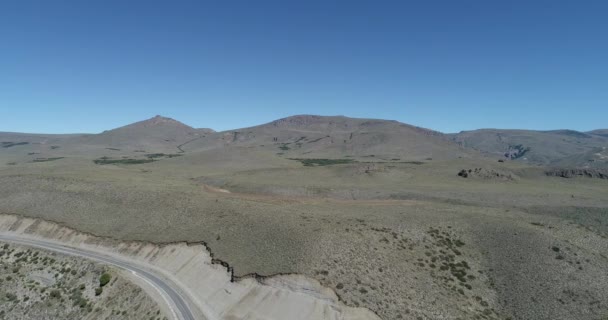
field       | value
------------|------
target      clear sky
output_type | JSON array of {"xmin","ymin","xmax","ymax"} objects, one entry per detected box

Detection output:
[{"xmin": 1, "ymin": 1, "xmax": 607, "ymax": 134}]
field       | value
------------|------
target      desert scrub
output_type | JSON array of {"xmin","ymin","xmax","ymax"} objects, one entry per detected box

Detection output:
[
  {"xmin": 145, "ymin": 153, "xmax": 183, "ymax": 159},
  {"xmin": 0, "ymin": 243, "xmax": 165, "ymax": 319},
  {"xmin": 93, "ymin": 157, "xmax": 155, "ymax": 165},
  {"xmin": 32, "ymin": 157, "xmax": 65, "ymax": 163},
  {"xmin": 289, "ymin": 158, "xmax": 356, "ymax": 166},
  {"xmin": 1, "ymin": 142, "xmax": 29, "ymax": 148}
]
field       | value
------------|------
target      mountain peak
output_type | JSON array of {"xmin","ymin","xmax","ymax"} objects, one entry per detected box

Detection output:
[
  {"xmin": 140, "ymin": 115, "xmax": 188, "ymax": 126},
  {"xmin": 115, "ymin": 115, "xmax": 194, "ymax": 131}
]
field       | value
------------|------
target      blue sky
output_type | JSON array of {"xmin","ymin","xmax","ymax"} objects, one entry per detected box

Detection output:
[{"xmin": 1, "ymin": 0, "xmax": 607, "ymax": 133}]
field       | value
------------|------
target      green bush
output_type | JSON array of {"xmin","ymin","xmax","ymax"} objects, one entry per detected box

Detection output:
[
  {"xmin": 95, "ymin": 287, "xmax": 103, "ymax": 296},
  {"xmin": 99, "ymin": 273, "xmax": 111, "ymax": 287}
]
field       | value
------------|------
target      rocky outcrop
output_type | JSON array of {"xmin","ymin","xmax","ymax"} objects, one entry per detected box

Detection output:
[
  {"xmin": 458, "ymin": 168, "xmax": 516, "ymax": 181},
  {"xmin": 545, "ymin": 168, "xmax": 608, "ymax": 179}
]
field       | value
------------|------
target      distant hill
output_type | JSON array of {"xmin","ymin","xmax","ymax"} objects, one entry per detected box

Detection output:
[
  {"xmin": 181, "ymin": 115, "xmax": 472, "ymax": 161},
  {"xmin": 75, "ymin": 115, "xmax": 205, "ymax": 151},
  {"xmin": 0, "ymin": 116, "xmax": 215, "ymax": 159},
  {"xmin": 450, "ymin": 129, "xmax": 608, "ymax": 167},
  {"xmin": 588, "ymin": 129, "xmax": 608, "ymax": 138}
]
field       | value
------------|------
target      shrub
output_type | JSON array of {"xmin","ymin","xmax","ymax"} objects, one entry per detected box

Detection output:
[
  {"xmin": 99, "ymin": 273, "xmax": 111, "ymax": 287},
  {"xmin": 50, "ymin": 290, "xmax": 61, "ymax": 298},
  {"xmin": 95, "ymin": 287, "xmax": 103, "ymax": 296},
  {"xmin": 75, "ymin": 297, "xmax": 88, "ymax": 308},
  {"xmin": 457, "ymin": 170, "xmax": 468, "ymax": 178}
]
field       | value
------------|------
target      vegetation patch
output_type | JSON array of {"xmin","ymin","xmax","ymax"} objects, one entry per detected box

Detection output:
[
  {"xmin": 289, "ymin": 158, "xmax": 356, "ymax": 166},
  {"xmin": 307, "ymin": 136, "xmax": 327, "ymax": 143},
  {"xmin": 145, "ymin": 153, "xmax": 183, "ymax": 159},
  {"xmin": 93, "ymin": 157, "xmax": 155, "ymax": 165},
  {"xmin": 1, "ymin": 142, "xmax": 29, "ymax": 148},
  {"xmin": 388, "ymin": 161, "xmax": 424, "ymax": 165},
  {"xmin": 32, "ymin": 157, "xmax": 65, "ymax": 163}
]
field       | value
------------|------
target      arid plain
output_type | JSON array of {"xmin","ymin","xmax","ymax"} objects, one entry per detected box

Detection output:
[{"xmin": 1, "ymin": 115, "xmax": 607, "ymax": 320}]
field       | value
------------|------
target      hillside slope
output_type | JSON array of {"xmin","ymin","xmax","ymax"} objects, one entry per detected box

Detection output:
[
  {"xmin": 588, "ymin": 129, "xmax": 608, "ymax": 138},
  {"xmin": 451, "ymin": 129, "xmax": 608, "ymax": 166},
  {"xmin": 0, "ymin": 116, "xmax": 215, "ymax": 163},
  {"xmin": 74, "ymin": 115, "xmax": 209, "ymax": 152},
  {"xmin": 182, "ymin": 115, "xmax": 473, "ymax": 161}
]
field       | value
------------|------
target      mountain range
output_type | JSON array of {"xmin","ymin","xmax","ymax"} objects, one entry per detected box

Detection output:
[{"xmin": 1, "ymin": 115, "xmax": 606, "ymax": 168}]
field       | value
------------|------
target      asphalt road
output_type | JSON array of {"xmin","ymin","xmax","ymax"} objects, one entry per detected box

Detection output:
[{"xmin": 0, "ymin": 234, "xmax": 200, "ymax": 320}]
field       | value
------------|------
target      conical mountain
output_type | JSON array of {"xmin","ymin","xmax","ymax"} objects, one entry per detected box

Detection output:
[{"xmin": 80, "ymin": 115, "xmax": 210, "ymax": 152}]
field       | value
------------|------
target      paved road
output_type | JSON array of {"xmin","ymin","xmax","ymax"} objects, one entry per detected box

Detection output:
[{"xmin": 0, "ymin": 234, "xmax": 199, "ymax": 320}]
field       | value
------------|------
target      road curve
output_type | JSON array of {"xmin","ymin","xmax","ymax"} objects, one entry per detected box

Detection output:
[{"xmin": 0, "ymin": 234, "xmax": 199, "ymax": 320}]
